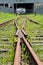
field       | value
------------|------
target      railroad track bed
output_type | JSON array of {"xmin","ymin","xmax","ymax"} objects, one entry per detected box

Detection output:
[
  {"xmin": 0, "ymin": 15, "xmax": 43, "ymax": 65},
  {"xmin": 0, "ymin": 19, "xmax": 16, "ymax": 65}
]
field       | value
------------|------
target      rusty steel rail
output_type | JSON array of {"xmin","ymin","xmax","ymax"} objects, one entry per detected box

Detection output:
[
  {"xmin": 0, "ymin": 18, "xmax": 14, "ymax": 26},
  {"xmin": 14, "ymin": 37, "xmax": 21, "ymax": 65},
  {"xmin": 25, "ymin": 16, "xmax": 39, "ymax": 24},
  {"xmin": 22, "ymin": 20, "xmax": 26, "ymax": 29}
]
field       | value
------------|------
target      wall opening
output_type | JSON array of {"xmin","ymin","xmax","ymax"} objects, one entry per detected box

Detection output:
[
  {"xmin": 5, "ymin": 4, "xmax": 8, "ymax": 7},
  {"xmin": 0, "ymin": 4, "xmax": 4, "ymax": 7},
  {"xmin": 14, "ymin": 3, "xmax": 34, "ymax": 13}
]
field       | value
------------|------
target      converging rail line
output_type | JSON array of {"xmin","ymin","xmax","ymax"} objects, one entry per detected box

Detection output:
[{"xmin": 0, "ymin": 15, "xmax": 40, "ymax": 27}]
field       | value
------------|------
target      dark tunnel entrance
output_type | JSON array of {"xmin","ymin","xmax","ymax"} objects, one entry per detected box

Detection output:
[{"xmin": 14, "ymin": 3, "xmax": 34, "ymax": 13}]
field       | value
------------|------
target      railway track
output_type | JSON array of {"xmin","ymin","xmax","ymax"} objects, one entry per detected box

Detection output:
[
  {"xmin": 0, "ymin": 16, "xmax": 43, "ymax": 65},
  {"xmin": 14, "ymin": 17, "xmax": 43, "ymax": 65},
  {"xmin": 0, "ymin": 18, "xmax": 14, "ymax": 26}
]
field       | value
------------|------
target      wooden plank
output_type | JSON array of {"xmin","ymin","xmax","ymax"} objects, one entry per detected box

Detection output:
[{"xmin": 0, "ymin": 49, "xmax": 9, "ymax": 52}]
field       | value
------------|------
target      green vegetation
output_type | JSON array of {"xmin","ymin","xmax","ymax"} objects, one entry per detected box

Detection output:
[
  {"xmin": 0, "ymin": 12, "xmax": 16, "ymax": 24},
  {"xmin": 0, "ymin": 13, "xmax": 43, "ymax": 65}
]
